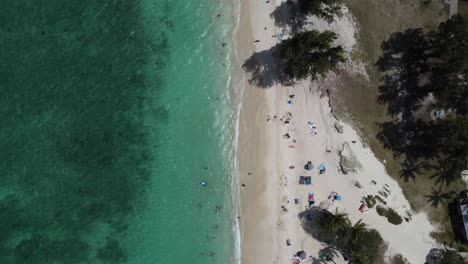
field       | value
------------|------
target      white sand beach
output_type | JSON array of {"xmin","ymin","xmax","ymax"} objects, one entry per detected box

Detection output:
[{"xmin": 235, "ymin": 0, "xmax": 439, "ymax": 263}]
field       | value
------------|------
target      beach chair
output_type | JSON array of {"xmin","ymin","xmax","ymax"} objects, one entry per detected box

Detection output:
[
  {"xmin": 299, "ymin": 176, "xmax": 312, "ymax": 185},
  {"xmin": 308, "ymin": 192, "xmax": 315, "ymax": 206}
]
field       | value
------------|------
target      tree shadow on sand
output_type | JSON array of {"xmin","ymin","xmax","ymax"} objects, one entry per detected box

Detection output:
[
  {"xmin": 270, "ymin": 0, "xmax": 308, "ymax": 34},
  {"xmin": 375, "ymin": 117, "xmax": 445, "ymax": 184},
  {"xmin": 270, "ymin": 0, "xmax": 342, "ymax": 34},
  {"xmin": 242, "ymin": 46, "xmax": 294, "ymax": 89},
  {"xmin": 298, "ymin": 207, "xmax": 385, "ymax": 264},
  {"xmin": 298, "ymin": 207, "xmax": 346, "ymax": 248},
  {"xmin": 376, "ymin": 28, "xmax": 432, "ymax": 119},
  {"xmin": 398, "ymin": 158, "xmax": 429, "ymax": 183},
  {"xmin": 425, "ymin": 186, "xmax": 454, "ymax": 208}
]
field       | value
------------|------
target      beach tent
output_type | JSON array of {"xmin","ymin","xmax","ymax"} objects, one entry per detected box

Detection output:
[
  {"xmin": 317, "ymin": 163, "xmax": 326, "ymax": 171},
  {"xmin": 318, "ymin": 163, "xmax": 326, "ymax": 174},
  {"xmin": 308, "ymin": 192, "xmax": 315, "ymax": 206},
  {"xmin": 305, "ymin": 161, "xmax": 314, "ymax": 171},
  {"xmin": 295, "ymin": 251, "xmax": 307, "ymax": 260}
]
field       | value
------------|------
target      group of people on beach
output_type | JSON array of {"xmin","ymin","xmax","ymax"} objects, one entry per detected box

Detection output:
[{"xmin": 264, "ymin": 92, "xmax": 349, "ymax": 263}]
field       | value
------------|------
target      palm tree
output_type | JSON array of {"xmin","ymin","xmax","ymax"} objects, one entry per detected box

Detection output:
[
  {"xmin": 399, "ymin": 158, "xmax": 427, "ymax": 182},
  {"xmin": 429, "ymin": 157, "xmax": 463, "ymax": 186},
  {"xmin": 425, "ymin": 186, "xmax": 454, "ymax": 208},
  {"xmin": 350, "ymin": 219, "xmax": 367, "ymax": 242},
  {"xmin": 326, "ymin": 208, "xmax": 351, "ymax": 233}
]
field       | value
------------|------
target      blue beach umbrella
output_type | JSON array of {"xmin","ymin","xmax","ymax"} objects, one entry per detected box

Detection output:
[{"xmin": 317, "ymin": 163, "xmax": 326, "ymax": 171}]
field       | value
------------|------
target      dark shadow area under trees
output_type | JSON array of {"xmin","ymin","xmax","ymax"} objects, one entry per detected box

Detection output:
[
  {"xmin": 270, "ymin": 0, "xmax": 344, "ymax": 34},
  {"xmin": 298, "ymin": 207, "xmax": 385, "ymax": 264},
  {"xmin": 241, "ymin": 46, "xmax": 294, "ymax": 89},
  {"xmin": 375, "ymin": 15, "xmax": 468, "ymax": 187}
]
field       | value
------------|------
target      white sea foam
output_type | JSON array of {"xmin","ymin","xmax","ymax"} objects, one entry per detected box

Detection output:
[
  {"xmin": 230, "ymin": 76, "xmax": 245, "ymax": 264},
  {"xmin": 228, "ymin": 0, "xmax": 244, "ymax": 262}
]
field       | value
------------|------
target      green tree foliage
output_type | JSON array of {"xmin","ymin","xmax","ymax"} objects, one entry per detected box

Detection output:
[
  {"xmin": 300, "ymin": 208, "xmax": 385, "ymax": 264},
  {"xmin": 270, "ymin": 0, "xmax": 343, "ymax": 34},
  {"xmin": 325, "ymin": 208, "xmax": 351, "ymax": 233},
  {"xmin": 298, "ymin": 0, "xmax": 344, "ymax": 23},
  {"xmin": 345, "ymin": 229, "xmax": 384, "ymax": 264},
  {"xmin": 275, "ymin": 30, "xmax": 345, "ymax": 80},
  {"xmin": 350, "ymin": 220, "xmax": 367, "ymax": 242},
  {"xmin": 440, "ymin": 250, "xmax": 466, "ymax": 264}
]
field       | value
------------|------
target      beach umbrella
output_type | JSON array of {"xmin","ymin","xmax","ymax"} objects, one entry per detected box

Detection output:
[
  {"xmin": 317, "ymin": 163, "xmax": 326, "ymax": 171},
  {"xmin": 296, "ymin": 251, "xmax": 307, "ymax": 260},
  {"xmin": 305, "ymin": 162, "xmax": 314, "ymax": 171},
  {"xmin": 335, "ymin": 195, "xmax": 342, "ymax": 201}
]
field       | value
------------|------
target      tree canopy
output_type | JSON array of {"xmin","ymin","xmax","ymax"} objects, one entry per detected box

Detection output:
[
  {"xmin": 275, "ymin": 30, "xmax": 345, "ymax": 80},
  {"xmin": 298, "ymin": 0, "xmax": 344, "ymax": 23},
  {"xmin": 300, "ymin": 208, "xmax": 384, "ymax": 264},
  {"xmin": 270, "ymin": 0, "xmax": 343, "ymax": 33},
  {"xmin": 440, "ymin": 250, "xmax": 466, "ymax": 264}
]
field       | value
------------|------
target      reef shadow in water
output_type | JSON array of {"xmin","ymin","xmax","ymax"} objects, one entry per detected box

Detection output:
[{"xmin": 0, "ymin": 0, "xmax": 171, "ymax": 263}]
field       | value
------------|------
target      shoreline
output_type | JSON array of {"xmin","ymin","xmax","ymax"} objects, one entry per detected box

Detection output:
[
  {"xmin": 234, "ymin": 0, "xmax": 439, "ymax": 263},
  {"xmin": 235, "ymin": 0, "xmax": 297, "ymax": 262}
]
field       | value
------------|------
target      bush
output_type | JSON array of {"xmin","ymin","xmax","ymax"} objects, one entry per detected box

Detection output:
[
  {"xmin": 376, "ymin": 206, "xmax": 403, "ymax": 225},
  {"xmin": 440, "ymin": 250, "xmax": 465, "ymax": 264},
  {"xmin": 389, "ymin": 254, "xmax": 409, "ymax": 264},
  {"xmin": 375, "ymin": 195, "xmax": 387, "ymax": 205},
  {"xmin": 364, "ymin": 195, "xmax": 377, "ymax": 208}
]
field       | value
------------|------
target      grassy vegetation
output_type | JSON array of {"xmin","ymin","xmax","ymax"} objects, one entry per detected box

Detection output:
[
  {"xmin": 364, "ymin": 195, "xmax": 377, "ymax": 208},
  {"xmin": 327, "ymin": 0, "xmax": 466, "ymax": 246}
]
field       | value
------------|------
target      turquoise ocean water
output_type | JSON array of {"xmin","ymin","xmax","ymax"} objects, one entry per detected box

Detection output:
[{"xmin": 0, "ymin": 0, "xmax": 238, "ymax": 263}]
